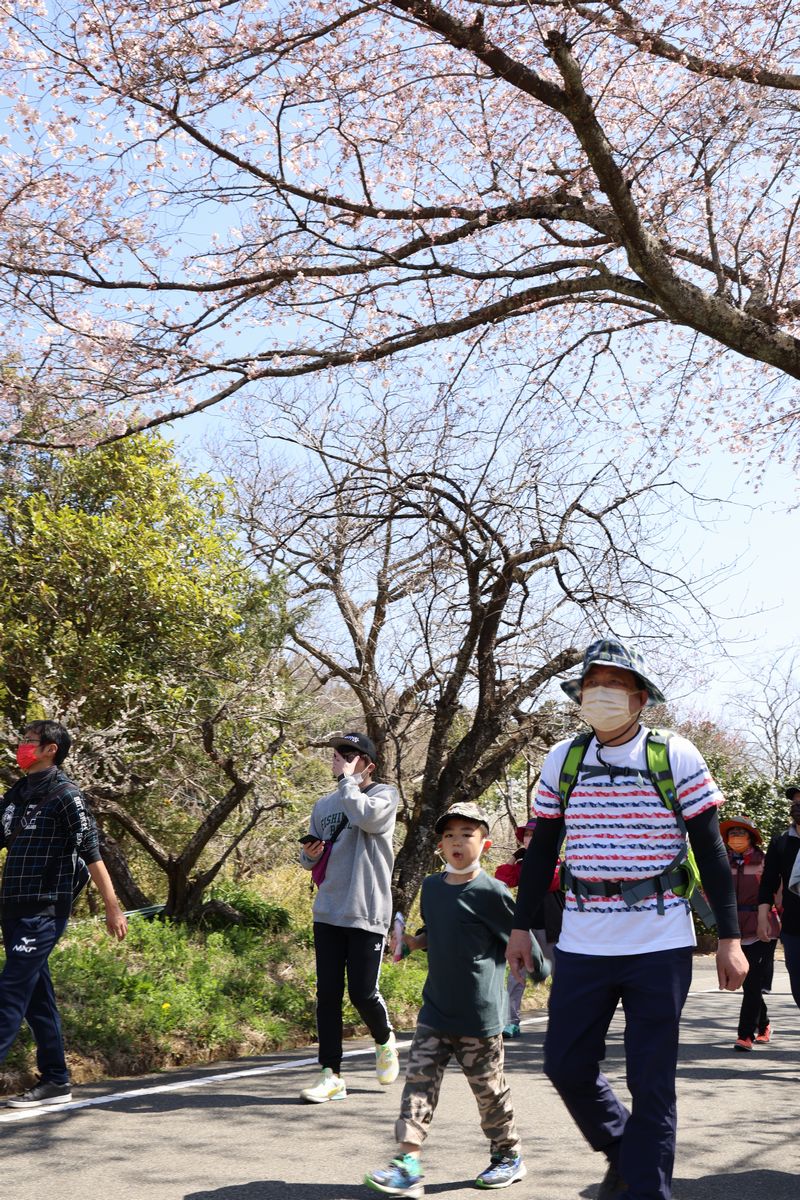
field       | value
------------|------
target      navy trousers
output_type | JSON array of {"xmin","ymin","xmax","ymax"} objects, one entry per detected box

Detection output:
[
  {"xmin": 0, "ymin": 911, "xmax": 70, "ymax": 1084},
  {"xmin": 544, "ymin": 945, "xmax": 692, "ymax": 1200}
]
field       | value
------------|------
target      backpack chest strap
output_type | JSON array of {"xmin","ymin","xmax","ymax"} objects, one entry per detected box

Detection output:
[{"xmin": 564, "ymin": 863, "xmax": 689, "ymax": 914}]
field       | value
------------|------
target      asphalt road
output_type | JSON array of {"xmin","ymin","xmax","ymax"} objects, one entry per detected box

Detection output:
[{"xmin": 0, "ymin": 955, "xmax": 797, "ymax": 1199}]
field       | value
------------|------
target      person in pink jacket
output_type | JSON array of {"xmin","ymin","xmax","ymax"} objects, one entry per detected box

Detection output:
[
  {"xmin": 722, "ymin": 815, "xmax": 780, "ymax": 1052},
  {"xmin": 495, "ymin": 818, "xmax": 561, "ymax": 1037}
]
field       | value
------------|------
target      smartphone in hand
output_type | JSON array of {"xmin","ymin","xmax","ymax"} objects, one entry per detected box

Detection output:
[{"xmin": 298, "ymin": 834, "xmax": 318, "ymax": 845}]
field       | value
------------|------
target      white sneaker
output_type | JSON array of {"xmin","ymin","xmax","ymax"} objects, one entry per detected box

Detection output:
[
  {"xmin": 300, "ymin": 1067, "xmax": 347, "ymax": 1104},
  {"xmin": 375, "ymin": 1031, "xmax": 400, "ymax": 1085}
]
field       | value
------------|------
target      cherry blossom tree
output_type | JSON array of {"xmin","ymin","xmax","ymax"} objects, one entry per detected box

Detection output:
[
  {"xmin": 0, "ymin": 1, "xmax": 798, "ymax": 460},
  {"xmin": 227, "ymin": 397, "xmax": 720, "ymax": 908}
]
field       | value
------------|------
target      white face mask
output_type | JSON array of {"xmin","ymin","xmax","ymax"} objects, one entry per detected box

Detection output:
[
  {"xmin": 446, "ymin": 860, "xmax": 484, "ymax": 876},
  {"xmin": 579, "ymin": 685, "xmax": 638, "ymax": 731}
]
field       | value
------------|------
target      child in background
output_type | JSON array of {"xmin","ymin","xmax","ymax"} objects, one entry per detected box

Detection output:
[
  {"xmin": 364, "ymin": 803, "xmax": 547, "ymax": 1197},
  {"xmin": 495, "ymin": 817, "xmax": 562, "ymax": 1037}
]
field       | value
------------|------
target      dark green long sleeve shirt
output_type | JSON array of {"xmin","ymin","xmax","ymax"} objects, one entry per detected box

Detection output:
[{"xmin": 418, "ymin": 870, "xmax": 515, "ymax": 1038}]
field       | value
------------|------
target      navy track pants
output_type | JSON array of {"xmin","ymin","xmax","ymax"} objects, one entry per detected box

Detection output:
[
  {"xmin": 0, "ymin": 911, "xmax": 70, "ymax": 1084},
  {"xmin": 543, "ymin": 945, "xmax": 692, "ymax": 1200}
]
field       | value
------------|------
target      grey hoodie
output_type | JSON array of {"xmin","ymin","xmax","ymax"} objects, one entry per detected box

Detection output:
[{"xmin": 300, "ymin": 775, "xmax": 399, "ymax": 935}]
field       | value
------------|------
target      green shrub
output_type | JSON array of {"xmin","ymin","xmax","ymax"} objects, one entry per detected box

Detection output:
[
  {"xmin": 0, "ymin": 912, "xmax": 316, "ymax": 1093},
  {"xmin": 0, "ymin": 864, "xmax": 549, "ymax": 1094},
  {"xmin": 205, "ymin": 880, "xmax": 291, "ymax": 932}
]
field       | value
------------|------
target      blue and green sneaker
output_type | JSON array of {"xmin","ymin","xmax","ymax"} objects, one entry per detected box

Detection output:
[{"xmin": 364, "ymin": 1154, "xmax": 424, "ymax": 1197}]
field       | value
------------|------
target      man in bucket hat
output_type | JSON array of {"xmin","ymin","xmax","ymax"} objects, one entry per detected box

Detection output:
[{"xmin": 507, "ymin": 636, "xmax": 746, "ymax": 1200}]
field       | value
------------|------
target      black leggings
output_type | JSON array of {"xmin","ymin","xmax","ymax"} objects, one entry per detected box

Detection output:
[
  {"xmin": 738, "ymin": 939, "xmax": 777, "ymax": 1039},
  {"xmin": 313, "ymin": 921, "xmax": 392, "ymax": 1072}
]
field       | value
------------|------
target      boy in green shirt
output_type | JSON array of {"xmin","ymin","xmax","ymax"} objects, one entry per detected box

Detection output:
[{"xmin": 364, "ymin": 803, "xmax": 547, "ymax": 1197}]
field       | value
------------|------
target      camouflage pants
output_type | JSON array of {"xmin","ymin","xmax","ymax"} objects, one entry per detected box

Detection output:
[{"xmin": 395, "ymin": 1023, "xmax": 521, "ymax": 1157}]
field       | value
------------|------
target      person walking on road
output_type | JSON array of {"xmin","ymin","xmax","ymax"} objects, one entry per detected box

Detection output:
[
  {"xmin": 1, "ymin": 720, "xmax": 128, "ymax": 1108},
  {"xmin": 721, "ymin": 815, "xmax": 779, "ymax": 1051},
  {"xmin": 299, "ymin": 731, "xmax": 400, "ymax": 1103},
  {"xmin": 506, "ymin": 637, "xmax": 746, "ymax": 1200},
  {"xmin": 758, "ymin": 787, "xmax": 800, "ymax": 1011},
  {"xmin": 495, "ymin": 817, "xmax": 562, "ymax": 1038},
  {"xmin": 365, "ymin": 803, "xmax": 547, "ymax": 1198}
]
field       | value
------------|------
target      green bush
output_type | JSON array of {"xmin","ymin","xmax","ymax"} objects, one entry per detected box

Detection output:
[
  {"xmin": 205, "ymin": 879, "xmax": 291, "ymax": 931},
  {"xmin": 0, "ymin": 867, "xmax": 549, "ymax": 1094},
  {"xmin": 0, "ymin": 913, "xmax": 316, "ymax": 1092}
]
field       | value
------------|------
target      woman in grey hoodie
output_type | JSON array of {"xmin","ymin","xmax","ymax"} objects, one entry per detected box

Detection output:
[{"xmin": 299, "ymin": 731, "xmax": 400, "ymax": 1103}]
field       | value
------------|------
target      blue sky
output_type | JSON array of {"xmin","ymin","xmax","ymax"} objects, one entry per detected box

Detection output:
[{"xmin": 675, "ymin": 453, "xmax": 799, "ymax": 718}]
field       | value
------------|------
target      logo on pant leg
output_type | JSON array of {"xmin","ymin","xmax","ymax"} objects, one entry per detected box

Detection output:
[{"xmin": 12, "ymin": 936, "xmax": 37, "ymax": 953}]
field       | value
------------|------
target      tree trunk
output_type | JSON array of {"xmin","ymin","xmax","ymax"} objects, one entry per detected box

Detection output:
[
  {"xmin": 97, "ymin": 829, "xmax": 152, "ymax": 911},
  {"xmin": 195, "ymin": 898, "xmax": 245, "ymax": 927},
  {"xmin": 164, "ymin": 863, "xmax": 217, "ymax": 922},
  {"xmin": 391, "ymin": 786, "xmax": 447, "ymax": 914}
]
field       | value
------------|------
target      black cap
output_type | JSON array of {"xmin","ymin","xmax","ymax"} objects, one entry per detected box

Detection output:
[{"xmin": 325, "ymin": 731, "xmax": 377, "ymax": 763}]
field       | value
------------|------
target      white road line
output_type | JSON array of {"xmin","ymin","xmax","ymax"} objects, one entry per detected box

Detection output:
[
  {"xmin": 1, "ymin": 988, "xmax": 779, "ymax": 1126},
  {"xmin": 0, "ymin": 1038, "xmax": 414, "ymax": 1125},
  {"xmin": 0, "ymin": 1016, "xmax": 555, "ymax": 1126},
  {"xmin": 689, "ymin": 987, "xmax": 795, "ymax": 995}
]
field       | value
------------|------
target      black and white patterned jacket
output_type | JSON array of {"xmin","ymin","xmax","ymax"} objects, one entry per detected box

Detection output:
[{"xmin": 0, "ymin": 767, "xmax": 101, "ymax": 915}]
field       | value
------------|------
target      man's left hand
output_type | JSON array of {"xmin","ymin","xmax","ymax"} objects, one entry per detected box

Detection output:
[
  {"xmin": 105, "ymin": 904, "xmax": 128, "ymax": 941},
  {"xmin": 506, "ymin": 928, "xmax": 534, "ymax": 984},
  {"xmin": 716, "ymin": 938, "xmax": 748, "ymax": 990}
]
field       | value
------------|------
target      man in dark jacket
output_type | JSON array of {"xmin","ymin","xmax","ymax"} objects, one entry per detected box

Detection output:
[
  {"xmin": 1, "ymin": 720, "xmax": 127, "ymax": 1108},
  {"xmin": 758, "ymin": 786, "xmax": 800, "ymax": 1010}
]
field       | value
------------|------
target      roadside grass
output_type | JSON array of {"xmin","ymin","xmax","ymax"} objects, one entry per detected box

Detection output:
[{"xmin": 0, "ymin": 869, "xmax": 548, "ymax": 1096}]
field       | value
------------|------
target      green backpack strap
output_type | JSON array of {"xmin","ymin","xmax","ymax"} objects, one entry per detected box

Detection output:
[
  {"xmin": 644, "ymin": 730, "xmax": 716, "ymax": 927},
  {"xmin": 558, "ymin": 731, "xmax": 593, "ymax": 812},
  {"xmin": 557, "ymin": 726, "xmax": 716, "ymax": 926},
  {"xmin": 644, "ymin": 729, "xmax": 678, "ymax": 813}
]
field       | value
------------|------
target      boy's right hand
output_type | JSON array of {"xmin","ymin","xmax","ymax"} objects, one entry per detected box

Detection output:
[{"xmin": 506, "ymin": 928, "xmax": 533, "ymax": 984}]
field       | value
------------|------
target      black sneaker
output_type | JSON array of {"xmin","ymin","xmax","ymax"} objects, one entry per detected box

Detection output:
[
  {"xmin": 7, "ymin": 1079, "xmax": 72, "ymax": 1108},
  {"xmin": 597, "ymin": 1163, "xmax": 626, "ymax": 1200}
]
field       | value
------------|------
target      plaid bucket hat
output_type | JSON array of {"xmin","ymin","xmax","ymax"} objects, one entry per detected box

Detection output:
[{"xmin": 560, "ymin": 637, "xmax": 666, "ymax": 707}]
